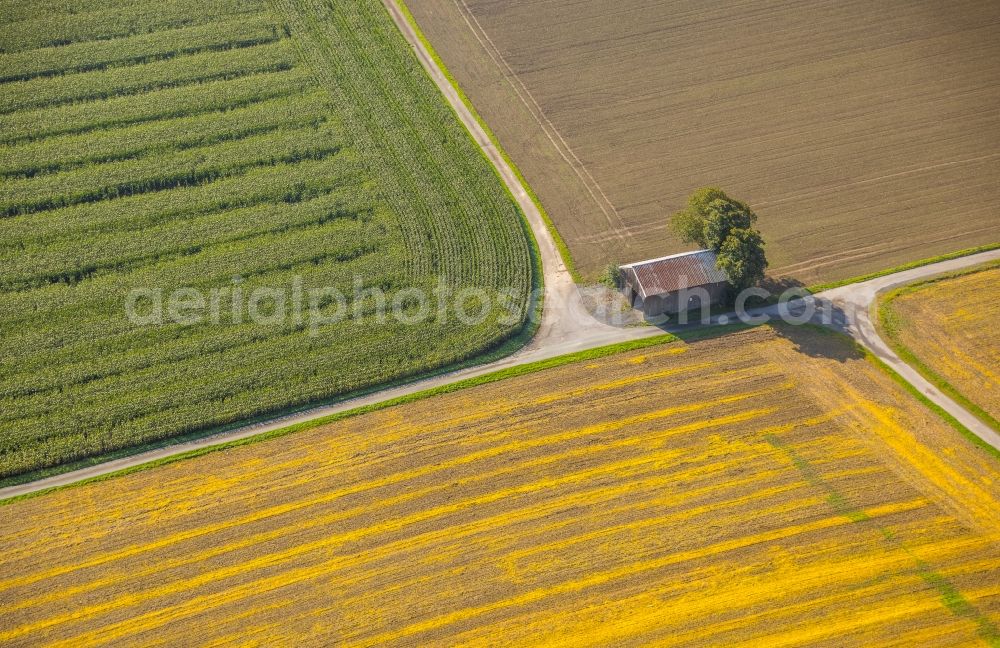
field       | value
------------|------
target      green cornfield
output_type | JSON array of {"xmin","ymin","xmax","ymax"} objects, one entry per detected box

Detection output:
[{"xmin": 0, "ymin": 0, "xmax": 533, "ymax": 480}]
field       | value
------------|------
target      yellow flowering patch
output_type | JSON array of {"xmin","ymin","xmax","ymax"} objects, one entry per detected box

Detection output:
[{"xmin": 0, "ymin": 326, "xmax": 998, "ymax": 646}]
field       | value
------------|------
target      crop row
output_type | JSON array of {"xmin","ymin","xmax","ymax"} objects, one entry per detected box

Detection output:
[
  {"xmin": 0, "ymin": 67, "xmax": 314, "ymax": 144},
  {"xmin": 0, "ymin": 211, "xmax": 391, "ymax": 363},
  {"xmin": 0, "ymin": 0, "xmax": 264, "ymax": 53},
  {"xmin": 0, "ymin": 0, "xmax": 112, "ymax": 25},
  {"xmin": 285, "ymin": 0, "xmax": 458, "ymax": 283},
  {"xmin": 0, "ymin": 211, "xmax": 383, "ymax": 400},
  {"xmin": 2, "ymin": 181, "xmax": 366, "ymax": 292},
  {"xmin": 3, "ymin": 285, "xmax": 510, "ymax": 433},
  {"xmin": 0, "ymin": 155, "xmax": 355, "ymax": 251},
  {"xmin": 0, "ymin": 90, "xmax": 332, "ymax": 179},
  {"xmin": 0, "ymin": 312, "xmax": 512, "ymax": 478},
  {"xmin": 1, "ymin": 39, "xmax": 297, "ymax": 115},
  {"xmin": 0, "ymin": 15, "xmax": 283, "ymax": 83},
  {"xmin": 0, "ymin": 215, "xmax": 397, "ymax": 378},
  {"xmin": 1, "ymin": 266, "xmax": 383, "ymax": 456},
  {"xmin": 0, "ymin": 187, "xmax": 386, "ymax": 340},
  {"xmin": 340, "ymin": 0, "xmax": 529, "ymax": 294},
  {"xmin": 0, "ymin": 257, "xmax": 510, "ymax": 438},
  {"xmin": 0, "ymin": 0, "xmax": 533, "ymax": 479},
  {"xmin": 0, "ymin": 122, "xmax": 341, "ymax": 217},
  {"xmin": 278, "ymin": 0, "xmax": 531, "ymax": 296},
  {"xmin": 0, "ymin": 244, "xmax": 400, "ymax": 399}
]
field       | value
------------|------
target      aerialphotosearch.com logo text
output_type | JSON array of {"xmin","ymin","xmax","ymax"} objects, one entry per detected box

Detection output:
[
  {"xmin": 125, "ymin": 275, "xmax": 531, "ymax": 336},
  {"xmin": 125, "ymin": 275, "xmax": 838, "ymax": 335}
]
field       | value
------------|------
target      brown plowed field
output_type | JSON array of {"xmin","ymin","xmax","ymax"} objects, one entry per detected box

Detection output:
[
  {"xmin": 0, "ymin": 326, "xmax": 998, "ymax": 645},
  {"xmin": 407, "ymin": 0, "xmax": 1000, "ymax": 282}
]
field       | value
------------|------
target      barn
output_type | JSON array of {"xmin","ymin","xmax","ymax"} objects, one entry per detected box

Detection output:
[{"xmin": 620, "ymin": 250, "xmax": 730, "ymax": 317}]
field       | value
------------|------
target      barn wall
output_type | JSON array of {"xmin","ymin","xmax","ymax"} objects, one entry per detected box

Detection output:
[{"xmin": 638, "ymin": 282, "xmax": 728, "ymax": 317}]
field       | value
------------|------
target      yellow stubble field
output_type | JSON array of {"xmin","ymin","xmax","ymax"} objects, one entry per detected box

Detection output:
[
  {"xmin": 0, "ymin": 326, "xmax": 998, "ymax": 646},
  {"xmin": 882, "ymin": 262, "xmax": 1000, "ymax": 428}
]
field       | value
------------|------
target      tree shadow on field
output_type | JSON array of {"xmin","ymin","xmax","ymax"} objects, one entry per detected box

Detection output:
[
  {"xmin": 760, "ymin": 274, "xmax": 807, "ymax": 296},
  {"xmin": 756, "ymin": 272, "xmax": 863, "ymax": 363},
  {"xmin": 768, "ymin": 313, "xmax": 864, "ymax": 364},
  {"xmin": 639, "ymin": 271, "xmax": 865, "ymax": 363}
]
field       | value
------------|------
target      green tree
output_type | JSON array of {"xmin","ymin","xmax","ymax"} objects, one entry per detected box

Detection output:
[
  {"xmin": 599, "ymin": 262, "xmax": 623, "ymax": 289},
  {"xmin": 670, "ymin": 187, "xmax": 757, "ymax": 249},
  {"xmin": 669, "ymin": 207, "xmax": 708, "ymax": 248},
  {"xmin": 717, "ymin": 227, "xmax": 768, "ymax": 292},
  {"xmin": 669, "ymin": 186, "xmax": 729, "ymax": 247},
  {"xmin": 669, "ymin": 187, "xmax": 768, "ymax": 292},
  {"xmin": 702, "ymin": 198, "xmax": 756, "ymax": 250}
]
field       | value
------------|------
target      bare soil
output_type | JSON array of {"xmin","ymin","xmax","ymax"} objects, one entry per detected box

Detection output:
[{"xmin": 408, "ymin": 0, "xmax": 1000, "ymax": 283}]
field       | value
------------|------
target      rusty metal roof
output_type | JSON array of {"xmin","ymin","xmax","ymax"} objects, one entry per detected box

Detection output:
[{"xmin": 620, "ymin": 250, "xmax": 729, "ymax": 299}]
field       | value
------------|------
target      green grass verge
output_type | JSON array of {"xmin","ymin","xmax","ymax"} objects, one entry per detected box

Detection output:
[
  {"xmin": 391, "ymin": 0, "xmax": 583, "ymax": 283},
  {"xmin": 0, "ymin": 331, "xmax": 682, "ymax": 506},
  {"xmin": 10, "ymin": 314, "xmax": 993, "ymax": 505},
  {"xmin": 867, "ymin": 348, "xmax": 1000, "ymax": 462},
  {"xmin": 807, "ymin": 243, "xmax": 1000, "ymax": 293},
  {"xmin": 0, "ymin": 272, "xmax": 545, "ymax": 493},
  {"xmin": 876, "ymin": 262, "xmax": 1000, "ymax": 435}
]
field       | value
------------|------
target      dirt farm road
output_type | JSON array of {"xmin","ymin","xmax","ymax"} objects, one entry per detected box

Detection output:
[
  {"xmin": 385, "ymin": 0, "xmax": 1000, "ymax": 452},
  {"xmin": 0, "ymin": 7, "xmax": 996, "ymax": 500},
  {"xmin": 818, "ymin": 249, "xmax": 1000, "ymax": 450},
  {"xmin": 667, "ymin": 248, "xmax": 1000, "ymax": 454}
]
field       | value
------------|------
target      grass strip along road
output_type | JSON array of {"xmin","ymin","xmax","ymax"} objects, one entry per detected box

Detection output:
[{"xmin": 1, "ymin": 326, "xmax": 998, "ymax": 644}]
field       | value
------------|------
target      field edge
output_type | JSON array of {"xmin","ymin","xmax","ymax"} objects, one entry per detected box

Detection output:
[
  {"xmin": 392, "ymin": 0, "xmax": 582, "ymax": 283},
  {"xmin": 0, "ymin": 332, "xmax": 685, "ymax": 506},
  {"xmin": 875, "ymin": 261, "xmax": 1000, "ymax": 436},
  {"xmin": 808, "ymin": 243, "xmax": 1000, "ymax": 293},
  {"xmin": 0, "ymin": 0, "xmax": 547, "ymax": 487},
  {"xmin": 9, "ymin": 312, "xmax": 999, "ymax": 507}
]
